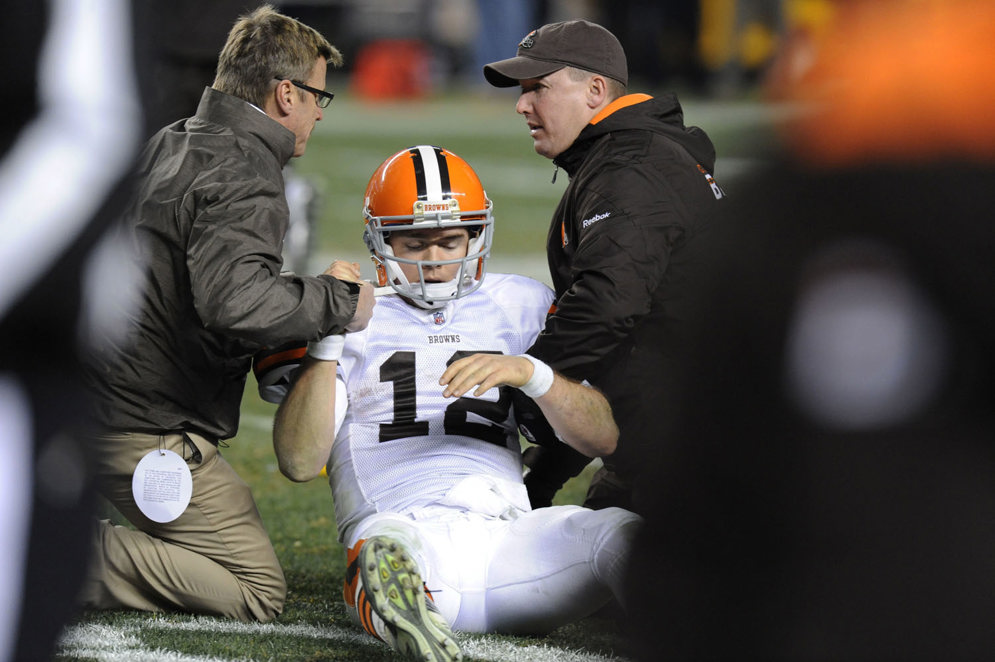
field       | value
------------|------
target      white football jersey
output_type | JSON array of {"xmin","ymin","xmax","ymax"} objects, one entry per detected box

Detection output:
[{"xmin": 329, "ymin": 273, "xmax": 554, "ymax": 541}]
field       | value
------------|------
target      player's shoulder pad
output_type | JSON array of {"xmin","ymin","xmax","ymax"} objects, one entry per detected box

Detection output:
[
  {"xmin": 252, "ymin": 339, "xmax": 306, "ymax": 404},
  {"xmin": 481, "ymin": 272, "xmax": 554, "ymax": 309}
]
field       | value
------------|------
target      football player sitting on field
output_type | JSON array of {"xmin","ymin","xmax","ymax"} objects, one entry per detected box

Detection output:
[{"xmin": 268, "ymin": 146, "xmax": 643, "ymax": 662}]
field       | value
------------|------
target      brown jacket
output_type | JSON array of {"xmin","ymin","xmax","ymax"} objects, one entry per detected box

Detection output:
[{"xmin": 85, "ymin": 87, "xmax": 357, "ymax": 441}]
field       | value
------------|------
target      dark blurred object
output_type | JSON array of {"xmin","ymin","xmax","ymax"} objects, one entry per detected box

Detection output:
[
  {"xmin": 143, "ymin": 0, "xmax": 253, "ymax": 133},
  {"xmin": 626, "ymin": 161, "xmax": 995, "ymax": 662},
  {"xmin": 603, "ymin": 0, "xmax": 704, "ymax": 90},
  {"xmin": 0, "ymin": 0, "xmax": 144, "ymax": 659},
  {"xmin": 0, "ymin": 3, "xmax": 44, "ymax": 158},
  {"xmin": 624, "ymin": 2, "xmax": 995, "ymax": 659}
]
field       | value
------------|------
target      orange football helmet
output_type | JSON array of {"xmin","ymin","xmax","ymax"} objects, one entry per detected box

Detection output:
[{"xmin": 362, "ymin": 145, "xmax": 493, "ymax": 308}]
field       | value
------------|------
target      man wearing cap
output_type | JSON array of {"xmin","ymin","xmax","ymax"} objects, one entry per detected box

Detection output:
[{"xmin": 484, "ymin": 20, "xmax": 727, "ymax": 514}]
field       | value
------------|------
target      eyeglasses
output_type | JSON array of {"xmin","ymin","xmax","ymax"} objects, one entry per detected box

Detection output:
[{"xmin": 276, "ymin": 78, "xmax": 334, "ymax": 108}]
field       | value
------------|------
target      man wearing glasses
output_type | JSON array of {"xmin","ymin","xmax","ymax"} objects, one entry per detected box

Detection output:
[
  {"xmin": 272, "ymin": 78, "xmax": 335, "ymax": 156},
  {"xmin": 80, "ymin": 5, "xmax": 374, "ymax": 623},
  {"xmin": 283, "ymin": 79, "xmax": 335, "ymax": 107}
]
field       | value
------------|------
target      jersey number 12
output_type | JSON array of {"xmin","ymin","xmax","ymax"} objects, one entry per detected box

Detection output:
[{"xmin": 378, "ymin": 350, "xmax": 512, "ymax": 446}]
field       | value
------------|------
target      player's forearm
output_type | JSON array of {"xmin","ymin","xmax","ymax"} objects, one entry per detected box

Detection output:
[
  {"xmin": 536, "ymin": 374, "xmax": 618, "ymax": 457},
  {"xmin": 273, "ymin": 358, "xmax": 338, "ymax": 482}
]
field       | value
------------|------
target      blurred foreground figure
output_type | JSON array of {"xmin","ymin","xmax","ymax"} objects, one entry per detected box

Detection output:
[
  {"xmin": 0, "ymin": 0, "xmax": 143, "ymax": 660},
  {"xmin": 624, "ymin": 2, "xmax": 995, "ymax": 659}
]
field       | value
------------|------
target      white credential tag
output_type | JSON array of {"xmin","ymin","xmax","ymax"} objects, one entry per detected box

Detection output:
[{"xmin": 131, "ymin": 449, "xmax": 193, "ymax": 523}]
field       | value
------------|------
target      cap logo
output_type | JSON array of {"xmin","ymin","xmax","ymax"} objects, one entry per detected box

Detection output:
[{"xmin": 519, "ymin": 30, "xmax": 537, "ymax": 49}]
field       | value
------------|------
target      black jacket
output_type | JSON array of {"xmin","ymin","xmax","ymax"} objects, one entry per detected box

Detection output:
[
  {"xmin": 529, "ymin": 93, "xmax": 725, "ymax": 483},
  {"xmin": 85, "ymin": 88, "xmax": 358, "ymax": 441}
]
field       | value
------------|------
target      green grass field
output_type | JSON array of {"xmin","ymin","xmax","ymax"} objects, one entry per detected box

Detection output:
[{"xmin": 56, "ymin": 89, "xmax": 773, "ymax": 662}]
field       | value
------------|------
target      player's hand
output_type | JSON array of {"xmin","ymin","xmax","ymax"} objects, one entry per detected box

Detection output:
[
  {"xmin": 345, "ymin": 280, "xmax": 375, "ymax": 332},
  {"xmin": 439, "ymin": 353, "xmax": 532, "ymax": 398}
]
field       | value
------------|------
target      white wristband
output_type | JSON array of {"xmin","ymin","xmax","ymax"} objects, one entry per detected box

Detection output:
[
  {"xmin": 519, "ymin": 355, "xmax": 554, "ymax": 398},
  {"xmin": 307, "ymin": 334, "xmax": 345, "ymax": 361}
]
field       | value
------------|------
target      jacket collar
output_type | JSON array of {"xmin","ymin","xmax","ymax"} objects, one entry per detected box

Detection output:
[
  {"xmin": 194, "ymin": 87, "xmax": 297, "ymax": 166},
  {"xmin": 589, "ymin": 93, "xmax": 654, "ymax": 125}
]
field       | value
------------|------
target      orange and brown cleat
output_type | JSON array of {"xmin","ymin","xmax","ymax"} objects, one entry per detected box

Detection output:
[{"xmin": 344, "ymin": 536, "xmax": 462, "ymax": 662}]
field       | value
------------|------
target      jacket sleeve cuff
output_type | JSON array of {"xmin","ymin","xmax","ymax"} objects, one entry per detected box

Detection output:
[{"xmin": 317, "ymin": 275, "xmax": 362, "ymax": 334}]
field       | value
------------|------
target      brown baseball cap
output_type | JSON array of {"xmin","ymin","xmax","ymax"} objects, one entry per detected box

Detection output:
[{"xmin": 483, "ymin": 20, "xmax": 628, "ymax": 88}]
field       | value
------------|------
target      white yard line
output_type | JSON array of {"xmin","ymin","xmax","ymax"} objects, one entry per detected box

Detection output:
[
  {"xmin": 59, "ymin": 617, "xmax": 630, "ymax": 662},
  {"xmin": 58, "ymin": 623, "xmax": 248, "ymax": 662},
  {"xmin": 144, "ymin": 616, "xmax": 374, "ymax": 646}
]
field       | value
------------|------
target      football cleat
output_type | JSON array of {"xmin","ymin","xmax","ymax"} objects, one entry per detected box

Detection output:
[{"xmin": 354, "ymin": 535, "xmax": 462, "ymax": 662}]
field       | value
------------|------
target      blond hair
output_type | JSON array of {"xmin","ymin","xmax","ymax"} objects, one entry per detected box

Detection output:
[{"xmin": 213, "ymin": 4, "xmax": 342, "ymax": 107}]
